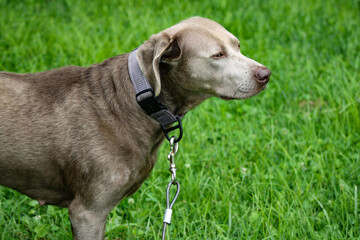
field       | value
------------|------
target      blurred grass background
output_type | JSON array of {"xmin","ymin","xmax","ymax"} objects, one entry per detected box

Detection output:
[{"xmin": 0, "ymin": 0, "xmax": 359, "ymax": 239}]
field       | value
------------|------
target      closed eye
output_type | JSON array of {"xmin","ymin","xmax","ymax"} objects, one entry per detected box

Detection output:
[{"xmin": 211, "ymin": 53, "xmax": 225, "ymax": 58}]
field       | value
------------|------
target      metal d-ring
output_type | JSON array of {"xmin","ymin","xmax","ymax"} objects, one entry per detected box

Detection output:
[{"xmin": 161, "ymin": 116, "xmax": 183, "ymax": 143}]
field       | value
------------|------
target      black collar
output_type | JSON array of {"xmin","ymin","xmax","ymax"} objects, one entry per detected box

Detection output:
[{"xmin": 128, "ymin": 49, "xmax": 183, "ymax": 142}]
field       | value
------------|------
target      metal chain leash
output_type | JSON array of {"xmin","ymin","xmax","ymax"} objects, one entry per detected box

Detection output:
[{"xmin": 161, "ymin": 137, "xmax": 181, "ymax": 240}]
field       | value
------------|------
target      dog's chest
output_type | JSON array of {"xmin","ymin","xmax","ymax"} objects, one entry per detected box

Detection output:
[{"xmin": 94, "ymin": 152, "xmax": 158, "ymax": 205}]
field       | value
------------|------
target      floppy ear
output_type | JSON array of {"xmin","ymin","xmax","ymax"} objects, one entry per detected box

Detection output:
[{"xmin": 137, "ymin": 33, "xmax": 181, "ymax": 96}]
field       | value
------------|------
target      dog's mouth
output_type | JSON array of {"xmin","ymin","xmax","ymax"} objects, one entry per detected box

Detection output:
[
  {"xmin": 219, "ymin": 88, "xmax": 249, "ymax": 100},
  {"xmin": 219, "ymin": 95, "xmax": 236, "ymax": 101},
  {"xmin": 219, "ymin": 84, "xmax": 268, "ymax": 101}
]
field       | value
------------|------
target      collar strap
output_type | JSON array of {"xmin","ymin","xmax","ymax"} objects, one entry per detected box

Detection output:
[{"xmin": 128, "ymin": 49, "xmax": 183, "ymax": 142}]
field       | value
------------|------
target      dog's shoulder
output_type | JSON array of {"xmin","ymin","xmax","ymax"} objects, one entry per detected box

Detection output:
[{"xmin": 26, "ymin": 66, "xmax": 87, "ymax": 105}]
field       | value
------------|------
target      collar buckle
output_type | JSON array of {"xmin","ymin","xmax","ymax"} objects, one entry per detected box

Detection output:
[{"xmin": 136, "ymin": 89, "xmax": 167, "ymax": 116}]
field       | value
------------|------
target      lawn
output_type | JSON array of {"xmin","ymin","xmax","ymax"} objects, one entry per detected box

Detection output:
[{"xmin": 0, "ymin": 0, "xmax": 359, "ymax": 239}]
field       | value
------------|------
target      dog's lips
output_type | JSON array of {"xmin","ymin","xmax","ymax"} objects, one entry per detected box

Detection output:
[
  {"xmin": 219, "ymin": 88, "xmax": 249, "ymax": 100},
  {"xmin": 219, "ymin": 84, "xmax": 268, "ymax": 100},
  {"xmin": 219, "ymin": 95, "xmax": 236, "ymax": 101}
]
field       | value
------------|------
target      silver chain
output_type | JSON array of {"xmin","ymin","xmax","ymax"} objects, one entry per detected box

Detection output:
[{"xmin": 162, "ymin": 137, "xmax": 180, "ymax": 240}]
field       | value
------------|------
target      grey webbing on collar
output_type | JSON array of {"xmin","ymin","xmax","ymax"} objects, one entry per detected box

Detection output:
[{"xmin": 128, "ymin": 49, "xmax": 179, "ymax": 127}]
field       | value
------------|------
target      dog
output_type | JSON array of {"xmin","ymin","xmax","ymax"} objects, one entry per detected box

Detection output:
[{"xmin": 0, "ymin": 17, "xmax": 270, "ymax": 239}]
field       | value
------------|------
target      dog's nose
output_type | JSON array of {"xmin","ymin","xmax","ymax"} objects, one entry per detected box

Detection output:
[{"xmin": 254, "ymin": 67, "xmax": 271, "ymax": 84}]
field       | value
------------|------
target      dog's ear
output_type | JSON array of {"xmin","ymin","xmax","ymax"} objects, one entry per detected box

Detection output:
[{"xmin": 137, "ymin": 33, "xmax": 182, "ymax": 96}]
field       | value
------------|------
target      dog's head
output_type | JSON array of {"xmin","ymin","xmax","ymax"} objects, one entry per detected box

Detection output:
[{"xmin": 137, "ymin": 17, "xmax": 270, "ymax": 101}]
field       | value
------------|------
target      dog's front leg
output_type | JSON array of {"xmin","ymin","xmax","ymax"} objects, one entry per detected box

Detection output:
[{"xmin": 68, "ymin": 200, "xmax": 110, "ymax": 240}]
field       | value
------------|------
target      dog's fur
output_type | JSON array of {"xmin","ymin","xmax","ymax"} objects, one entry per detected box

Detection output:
[{"xmin": 0, "ymin": 17, "xmax": 270, "ymax": 239}]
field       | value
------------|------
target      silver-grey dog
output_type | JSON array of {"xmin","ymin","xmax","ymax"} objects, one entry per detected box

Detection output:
[{"xmin": 0, "ymin": 17, "xmax": 270, "ymax": 239}]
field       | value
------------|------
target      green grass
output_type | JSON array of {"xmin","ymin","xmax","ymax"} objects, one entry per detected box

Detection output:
[{"xmin": 1, "ymin": 0, "xmax": 360, "ymax": 239}]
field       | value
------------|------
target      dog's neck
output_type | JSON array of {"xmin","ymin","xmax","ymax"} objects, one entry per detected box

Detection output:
[
  {"xmin": 158, "ymin": 79, "xmax": 206, "ymax": 117},
  {"xmin": 157, "ymin": 63, "xmax": 211, "ymax": 118}
]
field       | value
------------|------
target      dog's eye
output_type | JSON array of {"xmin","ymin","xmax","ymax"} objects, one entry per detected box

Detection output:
[{"xmin": 211, "ymin": 53, "xmax": 225, "ymax": 58}]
